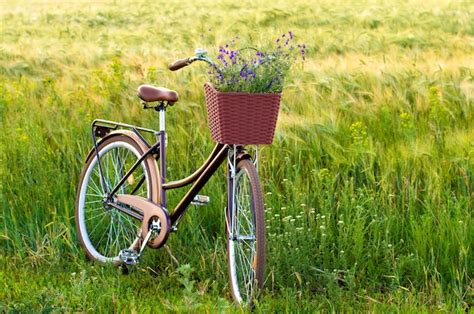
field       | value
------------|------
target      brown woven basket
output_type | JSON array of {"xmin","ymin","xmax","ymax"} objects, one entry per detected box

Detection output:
[{"xmin": 204, "ymin": 83, "xmax": 281, "ymax": 144}]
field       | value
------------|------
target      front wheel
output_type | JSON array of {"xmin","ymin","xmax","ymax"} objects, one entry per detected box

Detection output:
[{"xmin": 226, "ymin": 159, "xmax": 266, "ymax": 306}]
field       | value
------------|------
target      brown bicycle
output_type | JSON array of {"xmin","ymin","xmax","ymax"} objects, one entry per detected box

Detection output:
[{"xmin": 75, "ymin": 49, "xmax": 265, "ymax": 305}]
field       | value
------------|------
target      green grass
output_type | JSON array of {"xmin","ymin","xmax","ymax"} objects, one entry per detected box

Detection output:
[{"xmin": 0, "ymin": 0, "xmax": 473, "ymax": 311}]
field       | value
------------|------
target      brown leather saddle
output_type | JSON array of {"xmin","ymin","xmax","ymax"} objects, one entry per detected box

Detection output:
[{"xmin": 137, "ymin": 84, "xmax": 179, "ymax": 103}]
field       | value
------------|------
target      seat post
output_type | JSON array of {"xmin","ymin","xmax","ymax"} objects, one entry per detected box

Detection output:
[
  {"xmin": 157, "ymin": 102, "xmax": 167, "ymax": 207},
  {"xmin": 159, "ymin": 108, "xmax": 166, "ymax": 132}
]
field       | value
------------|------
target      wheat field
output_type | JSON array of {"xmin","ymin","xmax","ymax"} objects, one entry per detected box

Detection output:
[{"xmin": 0, "ymin": 0, "xmax": 472, "ymax": 311}]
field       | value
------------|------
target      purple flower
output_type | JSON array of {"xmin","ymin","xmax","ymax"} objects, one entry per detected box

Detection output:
[{"xmin": 289, "ymin": 31, "xmax": 293, "ymax": 39}]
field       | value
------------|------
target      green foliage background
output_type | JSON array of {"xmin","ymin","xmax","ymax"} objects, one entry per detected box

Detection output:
[{"xmin": 0, "ymin": 0, "xmax": 472, "ymax": 311}]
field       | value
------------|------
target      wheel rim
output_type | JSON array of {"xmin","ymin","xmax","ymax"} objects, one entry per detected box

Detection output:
[
  {"xmin": 228, "ymin": 168, "xmax": 257, "ymax": 304},
  {"xmin": 78, "ymin": 141, "xmax": 150, "ymax": 263}
]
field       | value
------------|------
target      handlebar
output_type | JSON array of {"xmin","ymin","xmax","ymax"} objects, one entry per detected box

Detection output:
[
  {"xmin": 168, "ymin": 57, "xmax": 192, "ymax": 71},
  {"xmin": 168, "ymin": 48, "xmax": 221, "ymax": 74}
]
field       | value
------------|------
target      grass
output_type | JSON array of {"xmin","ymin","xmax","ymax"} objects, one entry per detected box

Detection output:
[{"xmin": 0, "ymin": 0, "xmax": 473, "ymax": 311}]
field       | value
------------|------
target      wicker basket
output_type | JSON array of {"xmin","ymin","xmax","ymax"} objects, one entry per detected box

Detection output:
[{"xmin": 204, "ymin": 83, "xmax": 281, "ymax": 144}]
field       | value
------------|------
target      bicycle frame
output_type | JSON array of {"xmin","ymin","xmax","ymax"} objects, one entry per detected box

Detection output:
[{"xmin": 90, "ymin": 113, "xmax": 239, "ymax": 228}]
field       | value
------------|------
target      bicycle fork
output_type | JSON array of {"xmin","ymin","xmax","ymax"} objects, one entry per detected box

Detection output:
[{"xmin": 225, "ymin": 145, "xmax": 259, "ymax": 241}]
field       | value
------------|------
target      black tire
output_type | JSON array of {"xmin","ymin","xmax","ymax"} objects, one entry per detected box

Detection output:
[
  {"xmin": 75, "ymin": 134, "xmax": 155, "ymax": 264},
  {"xmin": 226, "ymin": 159, "xmax": 266, "ymax": 306}
]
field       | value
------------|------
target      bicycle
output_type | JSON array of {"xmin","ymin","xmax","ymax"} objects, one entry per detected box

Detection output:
[{"xmin": 75, "ymin": 49, "xmax": 266, "ymax": 306}]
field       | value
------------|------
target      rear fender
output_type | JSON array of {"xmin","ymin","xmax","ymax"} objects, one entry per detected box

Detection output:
[{"xmin": 83, "ymin": 130, "xmax": 161, "ymax": 204}]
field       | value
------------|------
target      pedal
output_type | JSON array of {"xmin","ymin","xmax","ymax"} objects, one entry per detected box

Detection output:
[
  {"xmin": 191, "ymin": 195, "xmax": 210, "ymax": 205},
  {"xmin": 119, "ymin": 249, "xmax": 139, "ymax": 265}
]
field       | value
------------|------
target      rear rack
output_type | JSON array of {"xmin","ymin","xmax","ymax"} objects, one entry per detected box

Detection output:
[
  {"xmin": 90, "ymin": 119, "xmax": 160, "ymax": 195},
  {"xmin": 91, "ymin": 119, "xmax": 158, "ymax": 147}
]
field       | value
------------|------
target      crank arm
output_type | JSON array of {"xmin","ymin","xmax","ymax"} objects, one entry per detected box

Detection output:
[{"xmin": 119, "ymin": 220, "xmax": 161, "ymax": 266}]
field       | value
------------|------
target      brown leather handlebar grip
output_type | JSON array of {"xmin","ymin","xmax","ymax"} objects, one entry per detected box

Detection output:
[{"xmin": 168, "ymin": 57, "xmax": 191, "ymax": 71}]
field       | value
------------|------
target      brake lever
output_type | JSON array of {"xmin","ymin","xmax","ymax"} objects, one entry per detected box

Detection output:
[
  {"xmin": 191, "ymin": 48, "xmax": 223, "ymax": 74},
  {"xmin": 169, "ymin": 48, "xmax": 223, "ymax": 74}
]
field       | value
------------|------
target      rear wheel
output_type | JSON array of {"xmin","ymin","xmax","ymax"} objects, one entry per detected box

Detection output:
[
  {"xmin": 75, "ymin": 134, "xmax": 154, "ymax": 264},
  {"xmin": 226, "ymin": 159, "xmax": 266, "ymax": 306}
]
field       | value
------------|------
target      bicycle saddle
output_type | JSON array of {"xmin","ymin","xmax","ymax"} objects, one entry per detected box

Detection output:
[{"xmin": 137, "ymin": 84, "xmax": 179, "ymax": 103}]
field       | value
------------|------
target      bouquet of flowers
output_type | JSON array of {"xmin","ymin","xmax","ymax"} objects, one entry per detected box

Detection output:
[{"xmin": 208, "ymin": 32, "xmax": 306, "ymax": 93}]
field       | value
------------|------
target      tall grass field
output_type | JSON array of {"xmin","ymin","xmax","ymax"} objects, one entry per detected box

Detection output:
[{"xmin": 0, "ymin": 0, "xmax": 472, "ymax": 311}]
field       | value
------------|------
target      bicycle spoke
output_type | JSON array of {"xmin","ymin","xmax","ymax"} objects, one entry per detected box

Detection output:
[
  {"xmin": 85, "ymin": 210, "xmax": 108, "ymax": 222},
  {"xmin": 89, "ymin": 176, "xmax": 104, "ymax": 196},
  {"xmin": 89, "ymin": 211, "xmax": 109, "ymax": 238},
  {"xmin": 117, "ymin": 148, "xmax": 127, "ymax": 194},
  {"xmin": 103, "ymin": 225, "xmax": 112, "ymax": 256},
  {"xmin": 122, "ymin": 213, "xmax": 138, "ymax": 240},
  {"xmin": 86, "ymin": 192, "xmax": 103, "ymax": 198},
  {"xmin": 89, "ymin": 169, "xmax": 104, "ymax": 196},
  {"xmin": 113, "ymin": 148, "xmax": 124, "ymax": 192},
  {"xmin": 118, "ymin": 214, "xmax": 136, "ymax": 246},
  {"xmin": 116, "ymin": 213, "xmax": 130, "ymax": 251},
  {"xmin": 111, "ymin": 215, "xmax": 120, "ymax": 255},
  {"xmin": 238, "ymin": 244, "xmax": 252, "ymax": 299},
  {"xmin": 84, "ymin": 199, "xmax": 103, "ymax": 205},
  {"xmin": 96, "ymin": 216, "xmax": 112, "ymax": 250},
  {"xmin": 236, "ymin": 244, "xmax": 248, "ymax": 282}
]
